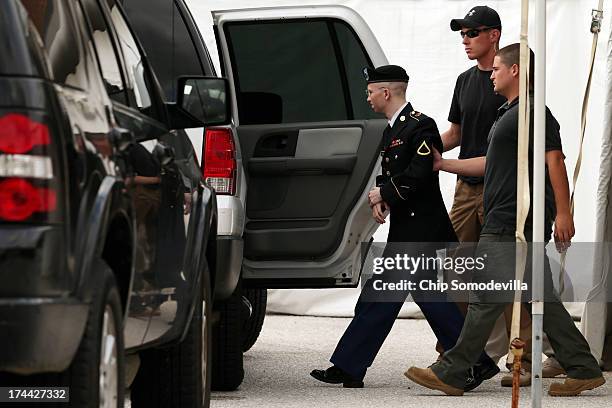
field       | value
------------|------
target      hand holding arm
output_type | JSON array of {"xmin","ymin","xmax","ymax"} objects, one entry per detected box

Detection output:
[{"xmin": 432, "ymin": 149, "xmax": 486, "ymax": 177}]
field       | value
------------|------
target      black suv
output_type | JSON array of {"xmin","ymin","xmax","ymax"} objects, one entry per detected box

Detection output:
[
  {"xmin": 0, "ymin": 0, "xmax": 229, "ymax": 407},
  {"xmin": 121, "ymin": 0, "xmax": 259, "ymax": 391}
]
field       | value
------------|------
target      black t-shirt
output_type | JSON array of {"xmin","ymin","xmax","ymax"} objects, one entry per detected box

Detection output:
[
  {"xmin": 482, "ymin": 97, "xmax": 563, "ymax": 238},
  {"xmin": 448, "ymin": 66, "xmax": 506, "ymax": 184},
  {"xmin": 129, "ymin": 143, "xmax": 161, "ymax": 177}
]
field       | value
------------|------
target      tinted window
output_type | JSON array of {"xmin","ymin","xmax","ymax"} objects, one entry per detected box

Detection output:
[
  {"xmin": 0, "ymin": 2, "xmax": 49, "ymax": 78},
  {"xmin": 123, "ymin": 0, "xmax": 208, "ymax": 102},
  {"xmin": 105, "ymin": 0, "xmax": 152, "ymax": 112},
  {"xmin": 19, "ymin": 0, "xmax": 84, "ymax": 87},
  {"xmin": 79, "ymin": 0, "xmax": 127, "ymax": 104},
  {"xmin": 334, "ymin": 22, "xmax": 378, "ymax": 120},
  {"xmin": 226, "ymin": 20, "xmax": 347, "ymax": 125}
]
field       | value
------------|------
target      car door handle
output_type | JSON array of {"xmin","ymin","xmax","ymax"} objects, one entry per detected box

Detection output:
[
  {"xmin": 262, "ymin": 134, "xmax": 287, "ymax": 149},
  {"xmin": 109, "ymin": 127, "xmax": 134, "ymax": 152},
  {"xmin": 253, "ymin": 132, "xmax": 297, "ymax": 157}
]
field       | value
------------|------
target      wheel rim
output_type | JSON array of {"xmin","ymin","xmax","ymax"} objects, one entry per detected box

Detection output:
[
  {"xmin": 99, "ymin": 305, "xmax": 118, "ymax": 408},
  {"xmin": 201, "ymin": 298, "xmax": 208, "ymax": 400}
]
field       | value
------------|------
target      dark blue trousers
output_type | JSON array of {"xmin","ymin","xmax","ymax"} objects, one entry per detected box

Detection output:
[{"xmin": 330, "ymin": 248, "xmax": 492, "ymax": 380}]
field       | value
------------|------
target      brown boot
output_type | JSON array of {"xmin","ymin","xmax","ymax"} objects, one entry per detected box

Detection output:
[
  {"xmin": 500, "ymin": 368, "xmax": 531, "ymax": 387},
  {"xmin": 404, "ymin": 367, "xmax": 464, "ymax": 396},
  {"xmin": 548, "ymin": 377, "xmax": 606, "ymax": 397},
  {"xmin": 542, "ymin": 357, "xmax": 566, "ymax": 378}
]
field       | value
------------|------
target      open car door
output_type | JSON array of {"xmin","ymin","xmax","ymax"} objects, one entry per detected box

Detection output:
[{"xmin": 213, "ymin": 5, "xmax": 388, "ymax": 287}]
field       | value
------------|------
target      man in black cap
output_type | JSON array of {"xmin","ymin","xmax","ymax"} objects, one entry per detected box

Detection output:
[
  {"xmin": 443, "ymin": 5, "xmax": 540, "ymax": 385},
  {"xmin": 444, "ymin": 5, "xmax": 503, "ymax": 277},
  {"xmin": 310, "ymin": 65, "xmax": 498, "ymax": 390},
  {"xmin": 444, "ymin": 5, "xmax": 566, "ymax": 385}
]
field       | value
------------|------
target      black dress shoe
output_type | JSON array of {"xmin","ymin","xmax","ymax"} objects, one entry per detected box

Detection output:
[
  {"xmin": 464, "ymin": 361, "xmax": 500, "ymax": 392},
  {"xmin": 310, "ymin": 366, "xmax": 364, "ymax": 388}
]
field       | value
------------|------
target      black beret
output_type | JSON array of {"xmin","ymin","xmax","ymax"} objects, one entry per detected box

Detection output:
[{"xmin": 363, "ymin": 65, "xmax": 409, "ymax": 84}]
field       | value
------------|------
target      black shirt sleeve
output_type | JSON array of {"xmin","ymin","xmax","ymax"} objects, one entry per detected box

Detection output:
[
  {"xmin": 544, "ymin": 107, "xmax": 563, "ymax": 153},
  {"xmin": 380, "ymin": 117, "xmax": 439, "ymax": 207},
  {"xmin": 448, "ymin": 75, "xmax": 462, "ymax": 124}
]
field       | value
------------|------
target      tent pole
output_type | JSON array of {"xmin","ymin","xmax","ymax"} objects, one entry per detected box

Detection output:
[
  {"xmin": 511, "ymin": 0, "xmax": 531, "ymax": 406},
  {"xmin": 532, "ymin": 0, "xmax": 547, "ymax": 407}
]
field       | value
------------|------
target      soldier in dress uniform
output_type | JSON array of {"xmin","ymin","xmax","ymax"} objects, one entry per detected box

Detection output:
[{"xmin": 309, "ymin": 65, "xmax": 498, "ymax": 389}]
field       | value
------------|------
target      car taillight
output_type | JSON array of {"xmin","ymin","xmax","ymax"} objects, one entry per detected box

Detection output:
[
  {"xmin": 203, "ymin": 128, "xmax": 236, "ymax": 195},
  {"xmin": 0, "ymin": 112, "xmax": 56, "ymax": 222},
  {"xmin": 0, "ymin": 178, "xmax": 56, "ymax": 221},
  {"xmin": 0, "ymin": 113, "xmax": 50, "ymax": 154}
]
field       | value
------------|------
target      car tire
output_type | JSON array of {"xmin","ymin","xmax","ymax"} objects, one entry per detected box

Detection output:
[
  {"xmin": 131, "ymin": 264, "xmax": 212, "ymax": 408},
  {"xmin": 211, "ymin": 289, "xmax": 244, "ymax": 391},
  {"xmin": 242, "ymin": 288, "xmax": 266, "ymax": 352},
  {"xmin": 64, "ymin": 260, "xmax": 125, "ymax": 408}
]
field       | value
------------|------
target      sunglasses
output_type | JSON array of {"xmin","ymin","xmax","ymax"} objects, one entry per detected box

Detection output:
[{"xmin": 459, "ymin": 26, "xmax": 499, "ymax": 38}]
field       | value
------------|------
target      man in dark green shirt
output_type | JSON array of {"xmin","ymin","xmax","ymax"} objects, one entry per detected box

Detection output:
[{"xmin": 404, "ymin": 43, "xmax": 605, "ymax": 397}]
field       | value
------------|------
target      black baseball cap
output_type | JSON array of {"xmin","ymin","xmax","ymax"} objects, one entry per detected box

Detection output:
[
  {"xmin": 450, "ymin": 5, "xmax": 501, "ymax": 31},
  {"xmin": 363, "ymin": 65, "xmax": 409, "ymax": 84}
]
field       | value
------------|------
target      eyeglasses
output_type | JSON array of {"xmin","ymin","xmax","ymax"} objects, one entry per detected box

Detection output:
[
  {"xmin": 365, "ymin": 87, "xmax": 388, "ymax": 97},
  {"xmin": 459, "ymin": 26, "xmax": 498, "ymax": 38}
]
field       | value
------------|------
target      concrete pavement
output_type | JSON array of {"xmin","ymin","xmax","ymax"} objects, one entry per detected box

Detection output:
[{"xmin": 211, "ymin": 315, "xmax": 610, "ymax": 408}]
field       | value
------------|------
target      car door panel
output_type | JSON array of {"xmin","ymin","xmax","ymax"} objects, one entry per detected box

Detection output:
[
  {"xmin": 214, "ymin": 6, "xmax": 388, "ymax": 286},
  {"xmin": 240, "ymin": 121, "xmax": 382, "ymax": 261}
]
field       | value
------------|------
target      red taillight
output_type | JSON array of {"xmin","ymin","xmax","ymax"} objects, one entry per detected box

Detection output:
[
  {"xmin": 0, "ymin": 178, "xmax": 57, "ymax": 221},
  {"xmin": 204, "ymin": 128, "xmax": 236, "ymax": 195},
  {"xmin": 0, "ymin": 113, "xmax": 50, "ymax": 154}
]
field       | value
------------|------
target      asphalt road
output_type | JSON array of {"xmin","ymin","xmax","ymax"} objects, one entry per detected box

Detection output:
[{"xmin": 210, "ymin": 315, "xmax": 611, "ymax": 408}]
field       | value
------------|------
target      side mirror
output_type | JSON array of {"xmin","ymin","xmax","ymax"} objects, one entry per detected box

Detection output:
[{"xmin": 169, "ymin": 76, "xmax": 231, "ymax": 129}]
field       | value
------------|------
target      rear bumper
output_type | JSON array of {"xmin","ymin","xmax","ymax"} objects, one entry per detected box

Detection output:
[
  {"xmin": 214, "ymin": 236, "xmax": 243, "ymax": 301},
  {"xmin": 0, "ymin": 298, "xmax": 88, "ymax": 374}
]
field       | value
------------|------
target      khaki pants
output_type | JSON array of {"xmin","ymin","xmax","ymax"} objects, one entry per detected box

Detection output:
[{"xmin": 449, "ymin": 179, "xmax": 484, "ymax": 243}]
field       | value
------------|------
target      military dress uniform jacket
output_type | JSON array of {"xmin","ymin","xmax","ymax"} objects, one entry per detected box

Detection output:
[
  {"xmin": 377, "ymin": 103, "xmax": 456, "ymax": 243},
  {"xmin": 328, "ymin": 105, "xmax": 470, "ymax": 381}
]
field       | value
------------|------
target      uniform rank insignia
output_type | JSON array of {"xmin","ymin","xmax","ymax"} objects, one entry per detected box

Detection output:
[
  {"xmin": 409, "ymin": 111, "xmax": 422, "ymax": 121},
  {"xmin": 399, "ymin": 115, "xmax": 406, "ymax": 122},
  {"xmin": 417, "ymin": 141, "xmax": 431, "ymax": 156},
  {"xmin": 389, "ymin": 139, "xmax": 404, "ymax": 148}
]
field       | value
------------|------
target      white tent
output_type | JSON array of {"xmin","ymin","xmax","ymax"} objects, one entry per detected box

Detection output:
[
  {"xmin": 187, "ymin": 0, "xmax": 612, "ymax": 359},
  {"xmin": 582, "ymin": 19, "xmax": 612, "ymax": 367}
]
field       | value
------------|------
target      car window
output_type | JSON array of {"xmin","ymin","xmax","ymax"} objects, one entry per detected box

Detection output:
[
  {"xmin": 333, "ymin": 22, "xmax": 378, "ymax": 120},
  {"xmin": 19, "ymin": 0, "xmax": 85, "ymax": 88},
  {"xmin": 1, "ymin": 2, "xmax": 50, "ymax": 78},
  {"xmin": 225, "ymin": 20, "xmax": 348, "ymax": 125},
  {"xmin": 104, "ymin": 0, "xmax": 154, "ymax": 113},
  {"xmin": 123, "ymin": 0, "xmax": 209, "ymax": 102},
  {"xmin": 79, "ymin": 0, "xmax": 128, "ymax": 105}
]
